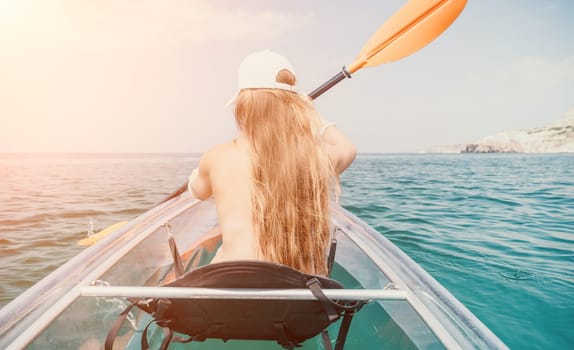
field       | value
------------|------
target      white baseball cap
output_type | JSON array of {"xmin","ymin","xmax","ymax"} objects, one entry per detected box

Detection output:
[{"xmin": 227, "ymin": 50, "xmax": 297, "ymax": 106}]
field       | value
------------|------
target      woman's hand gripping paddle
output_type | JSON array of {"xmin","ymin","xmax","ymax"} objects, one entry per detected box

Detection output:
[
  {"xmin": 158, "ymin": 0, "xmax": 468, "ymax": 206},
  {"xmin": 308, "ymin": 0, "xmax": 467, "ymax": 99}
]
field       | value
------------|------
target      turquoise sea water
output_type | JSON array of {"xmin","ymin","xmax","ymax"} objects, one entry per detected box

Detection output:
[{"xmin": 0, "ymin": 153, "xmax": 572, "ymax": 349}]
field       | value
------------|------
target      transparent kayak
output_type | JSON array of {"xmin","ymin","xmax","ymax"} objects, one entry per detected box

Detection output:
[{"xmin": 0, "ymin": 195, "xmax": 508, "ymax": 349}]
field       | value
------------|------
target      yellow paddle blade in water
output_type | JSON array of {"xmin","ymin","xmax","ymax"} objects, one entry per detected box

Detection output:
[
  {"xmin": 78, "ymin": 221, "xmax": 129, "ymax": 246},
  {"xmin": 349, "ymin": 0, "xmax": 467, "ymax": 73}
]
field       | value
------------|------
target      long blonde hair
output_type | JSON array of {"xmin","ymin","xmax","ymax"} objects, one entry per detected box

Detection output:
[{"xmin": 234, "ymin": 70, "xmax": 336, "ymax": 275}]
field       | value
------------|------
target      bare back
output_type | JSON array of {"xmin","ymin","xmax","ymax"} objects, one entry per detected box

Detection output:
[
  {"xmin": 191, "ymin": 137, "xmax": 260, "ymax": 262},
  {"xmin": 190, "ymin": 126, "xmax": 355, "ymax": 265}
]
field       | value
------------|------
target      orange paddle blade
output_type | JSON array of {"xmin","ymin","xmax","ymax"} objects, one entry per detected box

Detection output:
[{"xmin": 348, "ymin": 0, "xmax": 467, "ymax": 73}]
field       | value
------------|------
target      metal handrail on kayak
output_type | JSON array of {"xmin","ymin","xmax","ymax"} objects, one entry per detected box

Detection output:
[{"xmin": 80, "ymin": 286, "xmax": 408, "ymax": 300}]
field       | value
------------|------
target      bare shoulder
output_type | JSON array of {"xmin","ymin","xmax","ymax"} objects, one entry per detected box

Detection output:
[
  {"xmin": 201, "ymin": 140, "xmax": 242, "ymax": 167},
  {"xmin": 207, "ymin": 140, "xmax": 239, "ymax": 157}
]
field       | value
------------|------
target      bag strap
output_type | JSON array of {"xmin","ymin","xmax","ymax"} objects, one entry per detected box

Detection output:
[
  {"xmin": 334, "ymin": 309, "xmax": 358, "ymax": 350},
  {"xmin": 325, "ymin": 234, "xmax": 339, "ymax": 348},
  {"xmin": 306, "ymin": 277, "xmax": 366, "ymax": 350},
  {"xmin": 164, "ymin": 223, "xmax": 185, "ymax": 278},
  {"xmin": 306, "ymin": 277, "xmax": 365, "ymax": 312},
  {"xmin": 104, "ymin": 302, "xmax": 137, "ymax": 350},
  {"xmin": 327, "ymin": 238, "xmax": 338, "ymax": 277},
  {"xmin": 141, "ymin": 320, "xmax": 174, "ymax": 350},
  {"xmin": 306, "ymin": 278, "xmax": 339, "ymax": 322},
  {"xmin": 322, "ymin": 330, "xmax": 334, "ymax": 350}
]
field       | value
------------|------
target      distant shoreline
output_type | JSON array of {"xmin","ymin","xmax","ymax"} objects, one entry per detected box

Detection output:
[{"xmin": 1, "ymin": 152, "xmax": 571, "ymax": 157}]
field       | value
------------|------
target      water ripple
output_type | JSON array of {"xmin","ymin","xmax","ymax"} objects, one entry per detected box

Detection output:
[
  {"xmin": 0, "ymin": 153, "xmax": 572, "ymax": 349},
  {"xmin": 342, "ymin": 154, "xmax": 574, "ymax": 349}
]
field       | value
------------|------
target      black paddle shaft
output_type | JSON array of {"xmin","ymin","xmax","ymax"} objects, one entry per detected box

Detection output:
[
  {"xmin": 159, "ymin": 66, "xmax": 353, "ymax": 205},
  {"xmin": 308, "ymin": 67, "xmax": 352, "ymax": 100}
]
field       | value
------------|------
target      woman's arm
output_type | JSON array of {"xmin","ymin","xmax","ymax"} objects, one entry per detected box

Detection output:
[
  {"xmin": 321, "ymin": 124, "xmax": 356, "ymax": 174},
  {"xmin": 189, "ymin": 150, "xmax": 214, "ymax": 200}
]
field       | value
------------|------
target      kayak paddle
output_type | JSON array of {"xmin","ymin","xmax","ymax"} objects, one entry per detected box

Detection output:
[
  {"xmin": 309, "ymin": 0, "xmax": 467, "ymax": 99},
  {"xmin": 160, "ymin": 0, "xmax": 467, "ymax": 204},
  {"xmin": 78, "ymin": 221, "xmax": 129, "ymax": 246}
]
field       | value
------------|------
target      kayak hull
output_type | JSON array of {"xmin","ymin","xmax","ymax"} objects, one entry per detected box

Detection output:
[{"xmin": 0, "ymin": 196, "xmax": 507, "ymax": 349}]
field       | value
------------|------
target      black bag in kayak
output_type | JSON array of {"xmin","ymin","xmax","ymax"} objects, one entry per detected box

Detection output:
[{"xmin": 105, "ymin": 260, "xmax": 364, "ymax": 350}]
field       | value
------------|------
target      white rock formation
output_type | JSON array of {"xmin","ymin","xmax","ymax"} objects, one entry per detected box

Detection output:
[{"xmin": 425, "ymin": 109, "xmax": 574, "ymax": 153}]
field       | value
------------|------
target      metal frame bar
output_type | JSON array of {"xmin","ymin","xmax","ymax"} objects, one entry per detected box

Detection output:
[{"xmin": 80, "ymin": 286, "xmax": 408, "ymax": 300}]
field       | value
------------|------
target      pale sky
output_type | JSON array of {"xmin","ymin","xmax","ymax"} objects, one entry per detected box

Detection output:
[{"xmin": 1, "ymin": 0, "xmax": 573, "ymax": 153}]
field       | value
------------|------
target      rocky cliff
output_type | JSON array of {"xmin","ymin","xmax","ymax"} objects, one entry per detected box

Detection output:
[{"xmin": 426, "ymin": 109, "xmax": 574, "ymax": 153}]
